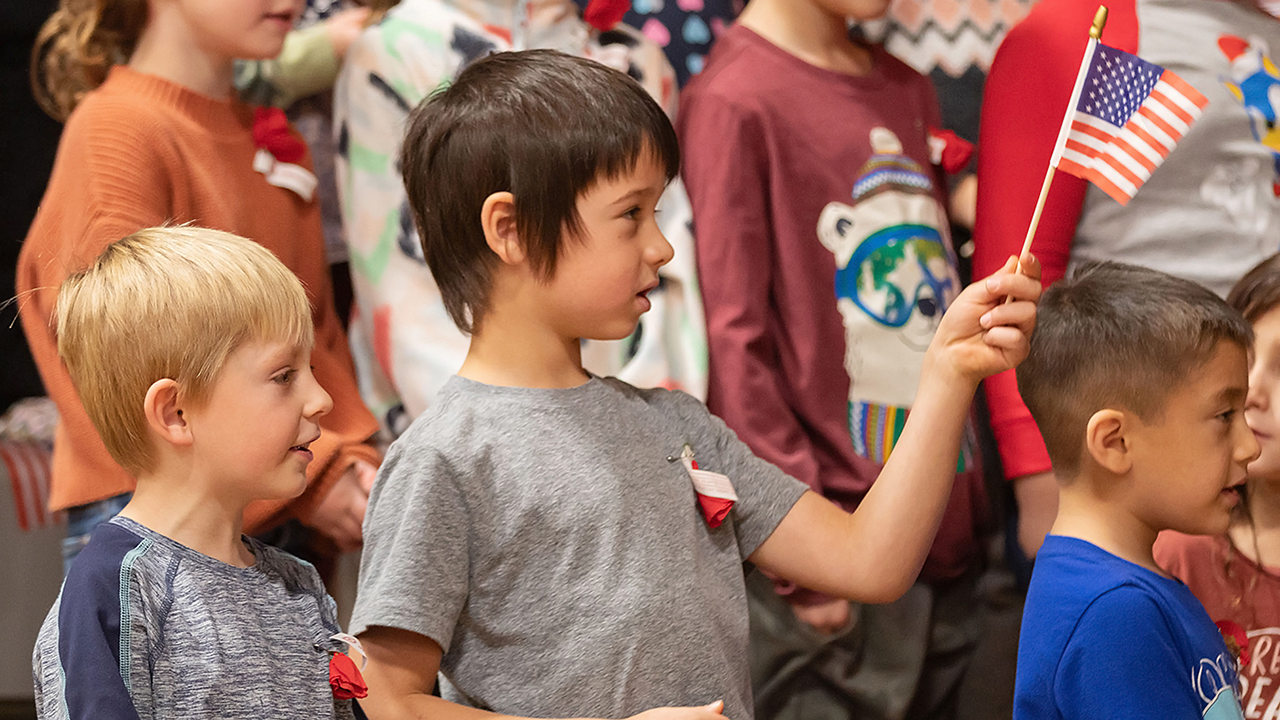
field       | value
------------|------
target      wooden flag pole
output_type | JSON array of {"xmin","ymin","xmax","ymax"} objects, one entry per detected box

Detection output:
[
  {"xmin": 1018, "ymin": 5, "xmax": 1109, "ymax": 261},
  {"xmin": 1018, "ymin": 167, "xmax": 1059, "ymax": 260}
]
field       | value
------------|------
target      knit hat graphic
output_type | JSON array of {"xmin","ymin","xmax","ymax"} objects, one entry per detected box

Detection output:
[{"xmin": 850, "ymin": 128, "xmax": 934, "ymax": 201}]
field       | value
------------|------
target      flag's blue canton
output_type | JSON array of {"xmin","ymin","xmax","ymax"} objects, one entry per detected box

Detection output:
[{"xmin": 1076, "ymin": 44, "xmax": 1163, "ymax": 126}]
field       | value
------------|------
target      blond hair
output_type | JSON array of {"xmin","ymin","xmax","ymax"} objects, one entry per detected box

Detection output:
[
  {"xmin": 31, "ymin": 0, "xmax": 148, "ymax": 121},
  {"xmin": 56, "ymin": 227, "xmax": 314, "ymax": 475}
]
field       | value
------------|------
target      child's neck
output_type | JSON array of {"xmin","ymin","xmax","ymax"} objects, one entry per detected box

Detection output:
[
  {"xmin": 1230, "ymin": 480, "xmax": 1280, "ymax": 569},
  {"xmin": 128, "ymin": 20, "xmax": 235, "ymax": 100},
  {"xmin": 459, "ymin": 311, "xmax": 591, "ymax": 389},
  {"xmin": 1052, "ymin": 482, "xmax": 1164, "ymax": 575},
  {"xmin": 117, "ymin": 470, "xmax": 255, "ymax": 568},
  {"xmin": 737, "ymin": 0, "xmax": 874, "ymax": 76}
]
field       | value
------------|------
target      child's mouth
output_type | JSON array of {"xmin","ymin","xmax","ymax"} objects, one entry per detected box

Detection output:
[
  {"xmin": 263, "ymin": 12, "xmax": 295, "ymax": 28},
  {"xmin": 1222, "ymin": 482, "xmax": 1247, "ymax": 504},
  {"xmin": 290, "ymin": 442, "xmax": 314, "ymax": 462}
]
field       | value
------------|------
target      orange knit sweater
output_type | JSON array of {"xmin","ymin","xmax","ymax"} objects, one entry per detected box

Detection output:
[{"xmin": 18, "ymin": 66, "xmax": 379, "ymax": 532}]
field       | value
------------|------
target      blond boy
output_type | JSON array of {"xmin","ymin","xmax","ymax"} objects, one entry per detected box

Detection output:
[{"xmin": 33, "ymin": 227, "xmax": 358, "ymax": 720}]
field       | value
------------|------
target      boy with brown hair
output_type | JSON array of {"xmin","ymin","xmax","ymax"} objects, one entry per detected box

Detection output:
[
  {"xmin": 350, "ymin": 48, "xmax": 1040, "ymax": 720},
  {"xmin": 1014, "ymin": 261, "xmax": 1256, "ymax": 719}
]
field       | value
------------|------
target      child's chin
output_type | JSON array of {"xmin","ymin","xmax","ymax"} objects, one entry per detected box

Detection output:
[
  {"xmin": 1186, "ymin": 512, "xmax": 1233, "ymax": 537},
  {"xmin": 591, "ymin": 322, "xmax": 641, "ymax": 342},
  {"xmin": 263, "ymin": 474, "xmax": 309, "ymax": 502}
]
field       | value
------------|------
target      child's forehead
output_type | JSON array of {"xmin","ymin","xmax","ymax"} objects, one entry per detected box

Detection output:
[
  {"xmin": 1251, "ymin": 306, "xmax": 1280, "ymax": 342},
  {"xmin": 578, "ymin": 151, "xmax": 670, "ymax": 201},
  {"xmin": 1171, "ymin": 341, "xmax": 1249, "ymax": 405},
  {"xmin": 234, "ymin": 336, "xmax": 312, "ymax": 362}
]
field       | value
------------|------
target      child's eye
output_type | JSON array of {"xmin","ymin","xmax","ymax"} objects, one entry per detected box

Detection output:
[
  {"xmin": 1218, "ymin": 409, "xmax": 1237, "ymax": 423},
  {"xmin": 274, "ymin": 370, "xmax": 296, "ymax": 385},
  {"xmin": 623, "ymin": 206, "xmax": 641, "ymax": 220}
]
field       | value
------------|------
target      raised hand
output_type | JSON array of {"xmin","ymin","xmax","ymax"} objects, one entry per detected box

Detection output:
[
  {"xmin": 925, "ymin": 252, "xmax": 1042, "ymax": 386},
  {"xmin": 305, "ymin": 458, "xmax": 377, "ymax": 553}
]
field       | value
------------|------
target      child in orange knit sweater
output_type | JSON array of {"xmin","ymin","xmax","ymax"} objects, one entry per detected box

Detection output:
[{"xmin": 20, "ymin": 0, "xmax": 379, "ymax": 572}]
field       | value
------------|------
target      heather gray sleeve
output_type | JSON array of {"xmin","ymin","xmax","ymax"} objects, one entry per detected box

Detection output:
[{"xmin": 351, "ymin": 420, "xmax": 470, "ymax": 650}]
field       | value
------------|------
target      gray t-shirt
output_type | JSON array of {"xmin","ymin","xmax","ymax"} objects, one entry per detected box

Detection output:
[
  {"xmin": 352, "ymin": 376, "xmax": 808, "ymax": 720},
  {"xmin": 33, "ymin": 516, "xmax": 354, "ymax": 720}
]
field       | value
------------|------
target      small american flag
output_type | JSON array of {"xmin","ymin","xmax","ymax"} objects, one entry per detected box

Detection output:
[
  {"xmin": 1052, "ymin": 40, "xmax": 1209, "ymax": 205},
  {"xmin": 3, "ymin": 440, "xmax": 56, "ymax": 531}
]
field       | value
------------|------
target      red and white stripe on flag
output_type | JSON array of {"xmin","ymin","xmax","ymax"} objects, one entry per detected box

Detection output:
[
  {"xmin": 1058, "ymin": 69, "xmax": 1208, "ymax": 205},
  {"xmin": 3, "ymin": 440, "xmax": 56, "ymax": 531}
]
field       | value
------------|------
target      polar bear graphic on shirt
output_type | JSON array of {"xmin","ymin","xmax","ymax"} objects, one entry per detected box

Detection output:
[{"xmin": 817, "ymin": 127, "xmax": 963, "ymax": 465}]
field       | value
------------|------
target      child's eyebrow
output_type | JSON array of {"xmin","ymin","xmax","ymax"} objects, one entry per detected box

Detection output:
[
  {"xmin": 1214, "ymin": 385, "xmax": 1248, "ymax": 405},
  {"xmin": 609, "ymin": 185, "xmax": 663, "ymax": 207},
  {"xmin": 265, "ymin": 344, "xmax": 305, "ymax": 368}
]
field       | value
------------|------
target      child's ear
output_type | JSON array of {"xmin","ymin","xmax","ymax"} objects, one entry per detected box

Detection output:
[
  {"xmin": 480, "ymin": 191, "xmax": 526, "ymax": 266},
  {"xmin": 143, "ymin": 379, "xmax": 193, "ymax": 448},
  {"xmin": 1084, "ymin": 408, "xmax": 1132, "ymax": 475}
]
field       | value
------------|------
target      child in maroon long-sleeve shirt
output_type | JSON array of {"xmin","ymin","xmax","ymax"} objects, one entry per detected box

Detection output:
[{"xmin": 679, "ymin": 2, "xmax": 986, "ymax": 717}]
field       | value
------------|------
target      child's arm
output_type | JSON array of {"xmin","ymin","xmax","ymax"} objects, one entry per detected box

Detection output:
[
  {"xmin": 677, "ymin": 82, "xmax": 826, "ymax": 509},
  {"xmin": 34, "ymin": 570, "xmax": 148, "ymax": 719},
  {"xmin": 358, "ymin": 627, "xmax": 727, "ymax": 720},
  {"xmin": 749, "ymin": 255, "xmax": 1041, "ymax": 603},
  {"xmin": 235, "ymin": 8, "xmax": 369, "ymax": 108}
]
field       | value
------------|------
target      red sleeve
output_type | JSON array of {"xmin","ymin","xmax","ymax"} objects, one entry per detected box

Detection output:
[
  {"xmin": 973, "ymin": 0, "xmax": 1139, "ymax": 479},
  {"xmin": 677, "ymin": 90, "xmax": 821, "ymax": 495}
]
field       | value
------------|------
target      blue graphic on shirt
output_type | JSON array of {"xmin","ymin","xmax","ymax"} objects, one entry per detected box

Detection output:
[
  {"xmin": 1220, "ymin": 34, "xmax": 1280, "ymax": 190},
  {"xmin": 1197, "ymin": 652, "xmax": 1246, "ymax": 719}
]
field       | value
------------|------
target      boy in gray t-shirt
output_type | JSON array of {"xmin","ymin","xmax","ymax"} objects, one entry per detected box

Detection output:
[
  {"xmin": 352, "ymin": 49, "xmax": 1041, "ymax": 720},
  {"xmin": 33, "ymin": 228, "xmax": 363, "ymax": 719}
]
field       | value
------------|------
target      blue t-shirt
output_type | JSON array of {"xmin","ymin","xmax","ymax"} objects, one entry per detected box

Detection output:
[{"xmin": 1015, "ymin": 535, "xmax": 1244, "ymax": 720}]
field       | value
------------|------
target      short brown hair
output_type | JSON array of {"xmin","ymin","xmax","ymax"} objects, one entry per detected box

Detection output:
[
  {"xmin": 56, "ymin": 227, "xmax": 314, "ymax": 476},
  {"xmin": 400, "ymin": 49, "xmax": 680, "ymax": 333},
  {"xmin": 1228, "ymin": 253, "xmax": 1280, "ymax": 322},
  {"xmin": 1017, "ymin": 261, "xmax": 1252, "ymax": 478}
]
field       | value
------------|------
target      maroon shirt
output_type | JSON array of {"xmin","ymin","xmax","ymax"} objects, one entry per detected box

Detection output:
[{"xmin": 678, "ymin": 25, "xmax": 986, "ymax": 585}]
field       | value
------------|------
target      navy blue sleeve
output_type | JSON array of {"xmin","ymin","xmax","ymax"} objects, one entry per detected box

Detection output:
[
  {"xmin": 1056, "ymin": 586, "xmax": 1206, "ymax": 720},
  {"xmin": 51, "ymin": 525, "xmax": 147, "ymax": 720}
]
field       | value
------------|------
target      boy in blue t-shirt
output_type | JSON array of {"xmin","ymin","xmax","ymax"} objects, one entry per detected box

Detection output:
[{"xmin": 1014, "ymin": 261, "xmax": 1256, "ymax": 720}]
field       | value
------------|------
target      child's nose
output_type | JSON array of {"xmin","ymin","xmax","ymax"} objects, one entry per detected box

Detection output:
[
  {"xmin": 308, "ymin": 379, "xmax": 334, "ymax": 420},
  {"xmin": 649, "ymin": 230, "xmax": 674, "ymax": 268},
  {"xmin": 1247, "ymin": 371, "xmax": 1269, "ymax": 411},
  {"xmin": 1238, "ymin": 417, "xmax": 1262, "ymax": 464}
]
